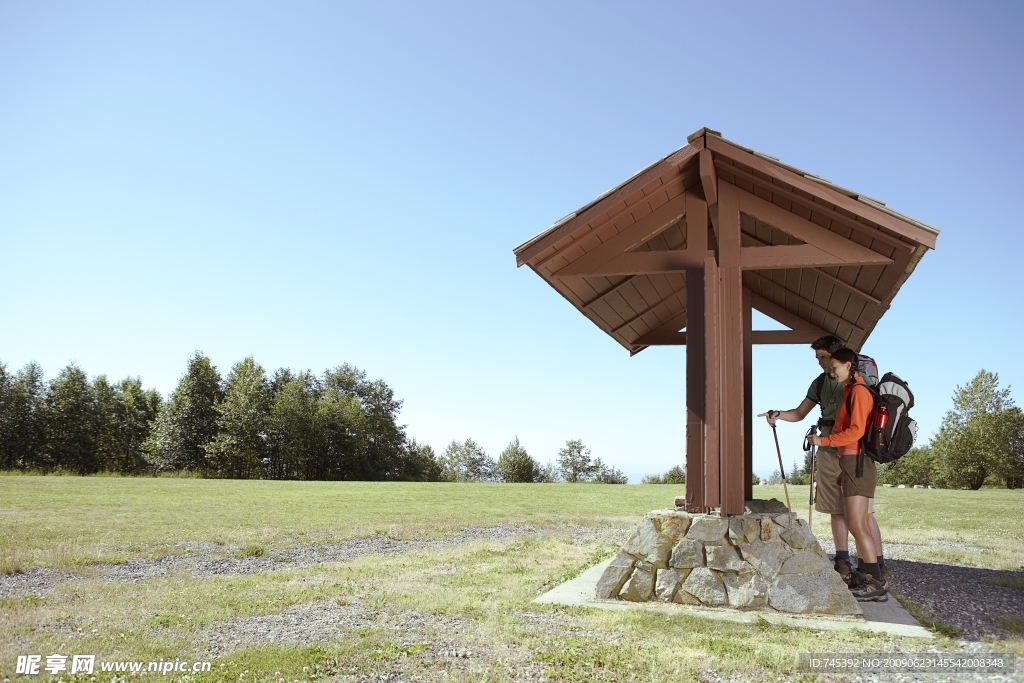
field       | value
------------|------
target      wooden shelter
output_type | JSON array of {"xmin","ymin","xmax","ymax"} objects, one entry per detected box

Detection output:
[{"xmin": 513, "ymin": 128, "xmax": 938, "ymax": 516}]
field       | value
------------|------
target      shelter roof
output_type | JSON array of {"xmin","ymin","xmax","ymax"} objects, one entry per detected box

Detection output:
[{"xmin": 513, "ymin": 128, "xmax": 938, "ymax": 354}]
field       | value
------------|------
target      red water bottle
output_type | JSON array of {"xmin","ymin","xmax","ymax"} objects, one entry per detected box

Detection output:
[{"xmin": 872, "ymin": 405, "xmax": 889, "ymax": 449}]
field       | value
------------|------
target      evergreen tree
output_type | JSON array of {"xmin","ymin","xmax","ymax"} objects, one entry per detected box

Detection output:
[
  {"xmin": 557, "ymin": 439, "xmax": 596, "ymax": 483},
  {"xmin": 397, "ymin": 438, "xmax": 442, "ymax": 482},
  {"xmin": 146, "ymin": 352, "xmax": 222, "ymax": 474},
  {"xmin": 932, "ymin": 370, "xmax": 1021, "ymax": 489},
  {"xmin": 496, "ymin": 437, "xmax": 541, "ymax": 483},
  {"xmin": 1, "ymin": 362, "xmax": 48, "ymax": 470},
  {"xmin": 206, "ymin": 357, "xmax": 271, "ymax": 479},
  {"xmin": 44, "ymin": 364, "xmax": 97, "ymax": 473},
  {"xmin": 440, "ymin": 438, "xmax": 496, "ymax": 482}
]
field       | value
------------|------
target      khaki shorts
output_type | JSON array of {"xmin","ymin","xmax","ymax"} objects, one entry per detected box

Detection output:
[
  {"xmin": 815, "ymin": 450, "xmax": 874, "ymax": 514},
  {"xmin": 838, "ymin": 454, "xmax": 877, "ymax": 499}
]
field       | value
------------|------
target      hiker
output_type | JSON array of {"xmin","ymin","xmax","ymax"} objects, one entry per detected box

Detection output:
[
  {"xmin": 757, "ymin": 335, "xmax": 887, "ymax": 590},
  {"xmin": 807, "ymin": 347, "xmax": 887, "ymax": 601}
]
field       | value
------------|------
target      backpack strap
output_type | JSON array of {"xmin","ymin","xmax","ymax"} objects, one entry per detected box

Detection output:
[{"xmin": 814, "ymin": 373, "xmax": 826, "ymax": 405}]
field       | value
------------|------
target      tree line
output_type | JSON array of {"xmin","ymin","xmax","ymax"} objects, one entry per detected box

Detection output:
[
  {"xmin": 0, "ymin": 353, "xmax": 627, "ymax": 483},
  {"xmin": 762, "ymin": 370, "xmax": 1024, "ymax": 490}
]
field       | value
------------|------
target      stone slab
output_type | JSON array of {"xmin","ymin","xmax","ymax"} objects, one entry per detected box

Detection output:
[{"xmin": 534, "ymin": 558, "xmax": 934, "ymax": 639}]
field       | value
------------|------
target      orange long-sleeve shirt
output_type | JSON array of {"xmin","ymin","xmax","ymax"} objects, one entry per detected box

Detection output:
[{"xmin": 820, "ymin": 375, "xmax": 873, "ymax": 453}]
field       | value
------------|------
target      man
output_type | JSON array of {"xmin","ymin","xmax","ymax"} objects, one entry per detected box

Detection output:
[{"xmin": 757, "ymin": 335, "xmax": 887, "ymax": 588}]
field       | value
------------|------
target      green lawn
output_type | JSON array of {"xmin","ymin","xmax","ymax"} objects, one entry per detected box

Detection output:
[{"xmin": 1, "ymin": 477, "xmax": 1021, "ymax": 682}]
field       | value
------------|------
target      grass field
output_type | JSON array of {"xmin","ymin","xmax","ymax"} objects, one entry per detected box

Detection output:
[{"xmin": 1, "ymin": 477, "xmax": 1022, "ymax": 681}]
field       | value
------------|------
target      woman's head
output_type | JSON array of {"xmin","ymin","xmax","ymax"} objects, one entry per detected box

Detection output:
[{"xmin": 829, "ymin": 347, "xmax": 859, "ymax": 385}]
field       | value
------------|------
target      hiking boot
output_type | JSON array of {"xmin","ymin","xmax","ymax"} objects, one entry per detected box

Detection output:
[
  {"xmin": 850, "ymin": 575, "xmax": 888, "ymax": 602},
  {"xmin": 834, "ymin": 558, "xmax": 855, "ymax": 587},
  {"xmin": 880, "ymin": 564, "xmax": 890, "ymax": 591}
]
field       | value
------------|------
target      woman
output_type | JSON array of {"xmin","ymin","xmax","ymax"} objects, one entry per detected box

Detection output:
[{"xmin": 807, "ymin": 347, "xmax": 887, "ymax": 602}]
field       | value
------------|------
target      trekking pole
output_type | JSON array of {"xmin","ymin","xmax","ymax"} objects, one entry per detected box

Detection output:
[
  {"xmin": 804, "ymin": 425, "xmax": 818, "ymax": 526},
  {"xmin": 770, "ymin": 421, "xmax": 792, "ymax": 512}
]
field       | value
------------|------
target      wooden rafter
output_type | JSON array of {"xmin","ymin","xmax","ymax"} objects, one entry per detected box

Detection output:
[
  {"xmin": 700, "ymin": 148, "xmax": 717, "ymax": 205},
  {"xmin": 631, "ymin": 311, "xmax": 687, "ymax": 346},
  {"xmin": 609, "ymin": 292, "xmax": 686, "ymax": 335},
  {"xmin": 745, "ymin": 270, "xmax": 866, "ymax": 334}
]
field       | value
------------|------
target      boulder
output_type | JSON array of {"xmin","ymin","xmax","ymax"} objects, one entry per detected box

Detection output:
[
  {"xmin": 744, "ymin": 499, "xmax": 789, "ymax": 514},
  {"xmin": 739, "ymin": 540, "xmax": 792, "ymax": 579},
  {"xmin": 622, "ymin": 516, "xmax": 673, "ymax": 567},
  {"xmin": 669, "ymin": 539, "xmax": 705, "ymax": 569},
  {"xmin": 706, "ymin": 545, "xmax": 747, "ymax": 572},
  {"xmin": 779, "ymin": 550, "xmax": 832, "ymax": 575},
  {"xmin": 780, "ymin": 523, "xmax": 820, "ymax": 551},
  {"xmin": 595, "ymin": 551, "xmax": 637, "ymax": 599},
  {"xmin": 723, "ymin": 571, "xmax": 769, "ymax": 608},
  {"xmin": 619, "ymin": 565, "xmax": 656, "ymax": 602},
  {"xmin": 768, "ymin": 568, "xmax": 859, "ymax": 614},
  {"xmin": 654, "ymin": 568, "xmax": 688, "ymax": 601},
  {"xmin": 728, "ymin": 517, "xmax": 759, "ymax": 544},
  {"xmin": 686, "ymin": 517, "xmax": 728, "ymax": 544},
  {"xmin": 681, "ymin": 567, "xmax": 727, "ymax": 606}
]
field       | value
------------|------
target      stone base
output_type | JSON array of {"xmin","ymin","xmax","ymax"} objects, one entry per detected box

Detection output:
[{"xmin": 595, "ymin": 499, "xmax": 859, "ymax": 615}]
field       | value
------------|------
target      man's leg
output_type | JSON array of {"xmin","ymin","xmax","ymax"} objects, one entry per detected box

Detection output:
[
  {"xmin": 830, "ymin": 513, "xmax": 849, "ymax": 551},
  {"xmin": 868, "ymin": 513, "xmax": 883, "ymax": 560}
]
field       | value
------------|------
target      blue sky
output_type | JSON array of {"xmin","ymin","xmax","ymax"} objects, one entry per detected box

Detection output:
[{"xmin": 1, "ymin": 1, "xmax": 1021, "ymax": 481}]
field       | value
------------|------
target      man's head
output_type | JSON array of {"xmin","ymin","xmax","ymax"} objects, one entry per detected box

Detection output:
[{"xmin": 810, "ymin": 335, "xmax": 845, "ymax": 373}]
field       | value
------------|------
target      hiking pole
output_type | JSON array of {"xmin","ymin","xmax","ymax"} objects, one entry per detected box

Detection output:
[
  {"xmin": 770, "ymin": 419, "xmax": 792, "ymax": 512},
  {"xmin": 804, "ymin": 425, "xmax": 818, "ymax": 527}
]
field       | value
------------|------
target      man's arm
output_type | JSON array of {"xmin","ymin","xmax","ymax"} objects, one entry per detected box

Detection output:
[{"xmin": 757, "ymin": 398, "xmax": 815, "ymax": 426}]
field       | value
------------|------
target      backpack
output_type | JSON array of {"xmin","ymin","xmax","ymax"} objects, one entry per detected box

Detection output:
[{"xmin": 845, "ymin": 372, "xmax": 918, "ymax": 474}]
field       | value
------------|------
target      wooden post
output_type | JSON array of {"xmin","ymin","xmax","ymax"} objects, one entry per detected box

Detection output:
[
  {"xmin": 717, "ymin": 183, "xmax": 745, "ymax": 516},
  {"xmin": 685, "ymin": 194, "xmax": 708, "ymax": 513},
  {"xmin": 743, "ymin": 287, "xmax": 753, "ymax": 502}
]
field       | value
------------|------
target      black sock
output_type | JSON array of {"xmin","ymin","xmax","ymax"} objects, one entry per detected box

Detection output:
[
  {"xmin": 878, "ymin": 554, "xmax": 885, "ymax": 567},
  {"xmin": 861, "ymin": 562, "xmax": 881, "ymax": 582},
  {"xmin": 835, "ymin": 550, "xmax": 850, "ymax": 562}
]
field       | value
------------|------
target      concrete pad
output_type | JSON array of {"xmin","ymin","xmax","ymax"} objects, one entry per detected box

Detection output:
[{"xmin": 534, "ymin": 558, "xmax": 933, "ymax": 639}]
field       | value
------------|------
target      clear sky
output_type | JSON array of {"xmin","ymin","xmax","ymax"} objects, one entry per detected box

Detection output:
[{"xmin": 1, "ymin": 1, "xmax": 1021, "ymax": 482}]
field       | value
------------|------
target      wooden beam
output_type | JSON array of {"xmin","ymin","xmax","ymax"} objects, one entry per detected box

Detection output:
[
  {"xmin": 685, "ymin": 256, "xmax": 706, "ymax": 511},
  {"xmin": 631, "ymin": 311, "xmax": 687, "ymax": 346},
  {"xmin": 552, "ymin": 192, "xmax": 689, "ymax": 277},
  {"xmin": 750, "ymin": 330, "xmax": 833, "ymax": 344},
  {"xmin": 742, "ymin": 231, "xmax": 884, "ymax": 305},
  {"xmin": 515, "ymin": 145, "xmax": 701, "ymax": 266},
  {"xmin": 743, "ymin": 287, "xmax": 753, "ymax": 503},
  {"xmin": 721, "ymin": 182, "xmax": 893, "ymax": 267},
  {"xmin": 746, "ymin": 271, "xmax": 866, "ymax": 334},
  {"xmin": 609, "ymin": 292, "xmax": 685, "ymax": 335},
  {"xmin": 706, "ymin": 136, "xmax": 937, "ymax": 249},
  {"xmin": 703, "ymin": 253, "xmax": 720, "ymax": 509},
  {"xmin": 718, "ymin": 185, "xmax": 745, "ymax": 516},
  {"xmin": 580, "ymin": 276, "xmax": 638, "ymax": 310},
  {"xmin": 560, "ymin": 249, "xmax": 709, "ymax": 277},
  {"xmin": 750, "ymin": 292, "xmax": 829, "ymax": 333},
  {"xmin": 700, "ymin": 148, "xmax": 717, "ymax": 206},
  {"xmin": 739, "ymin": 244, "xmax": 892, "ymax": 269},
  {"xmin": 716, "ymin": 160, "xmax": 915, "ymax": 254}
]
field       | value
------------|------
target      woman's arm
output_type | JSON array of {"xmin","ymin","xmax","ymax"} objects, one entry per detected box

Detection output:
[{"xmin": 819, "ymin": 385, "xmax": 873, "ymax": 448}]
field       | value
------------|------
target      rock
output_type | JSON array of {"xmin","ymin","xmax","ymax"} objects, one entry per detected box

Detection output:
[
  {"xmin": 669, "ymin": 539, "xmax": 705, "ymax": 569},
  {"xmin": 770, "ymin": 513, "xmax": 795, "ymax": 529},
  {"xmin": 619, "ymin": 565, "xmax": 656, "ymax": 602},
  {"xmin": 595, "ymin": 551, "xmax": 636, "ymax": 599},
  {"xmin": 654, "ymin": 568, "xmax": 688, "ymax": 601},
  {"xmin": 913, "ymin": 485, "xmax": 924, "ymax": 489},
  {"xmin": 673, "ymin": 588, "xmax": 701, "ymax": 605},
  {"xmin": 659, "ymin": 513, "xmax": 691, "ymax": 541},
  {"xmin": 686, "ymin": 517, "xmax": 728, "ymax": 544},
  {"xmin": 707, "ymin": 545, "xmax": 747, "ymax": 572},
  {"xmin": 744, "ymin": 499, "xmax": 789, "ymax": 514},
  {"xmin": 767, "ymin": 568, "xmax": 860, "ymax": 614},
  {"xmin": 738, "ymin": 540, "xmax": 792, "ymax": 579},
  {"xmin": 680, "ymin": 567, "xmax": 727, "ymax": 606},
  {"xmin": 883, "ymin": 483, "xmax": 893, "ymax": 487},
  {"xmin": 728, "ymin": 517, "xmax": 759, "ymax": 544},
  {"xmin": 780, "ymin": 524, "xmax": 819, "ymax": 551},
  {"xmin": 674, "ymin": 496, "xmax": 686, "ymax": 509},
  {"xmin": 779, "ymin": 550, "xmax": 832, "ymax": 575},
  {"xmin": 897, "ymin": 484, "xmax": 906, "ymax": 489},
  {"xmin": 759, "ymin": 518, "xmax": 783, "ymax": 542},
  {"xmin": 622, "ymin": 517, "xmax": 673, "ymax": 567},
  {"xmin": 723, "ymin": 571, "xmax": 769, "ymax": 608}
]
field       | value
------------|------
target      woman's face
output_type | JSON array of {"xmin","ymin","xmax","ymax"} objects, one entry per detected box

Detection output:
[{"xmin": 830, "ymin": 358, "xmax": 853, "ymax": 383}]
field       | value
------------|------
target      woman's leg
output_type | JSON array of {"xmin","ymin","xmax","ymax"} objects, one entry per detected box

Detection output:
[{"xmin": 844, "ymin": 495, "xmax": 876, "ymax": 564}]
